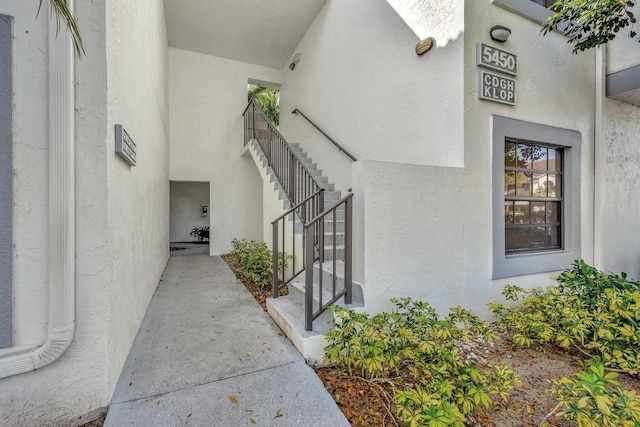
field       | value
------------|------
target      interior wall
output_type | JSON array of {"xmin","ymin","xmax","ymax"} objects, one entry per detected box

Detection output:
[
  {"xmin": 278, "ymin": 0, "xmax": 465, "ymax": 194},
  {"xmin": 169, "ymin": 47, "xmax": 281, "ymax": 254},
  {"xmin": 170, "ymin": 181, "xmax": 210, "ymax": 242},
  {"xmin": 0, "ymin": 13, "xmax": 11, "ymax": 349},
  {"xmin": 105, "ymin": 0, "xmax": 170, "ymax": 392}
]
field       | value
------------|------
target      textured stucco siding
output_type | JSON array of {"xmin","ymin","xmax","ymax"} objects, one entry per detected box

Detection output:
[
  {"xmin": 0, "ymin": 13, "xmax": 11, "ymax": 349},
  {"xmin": 602, "ymin": 98, "xmax": 640, "ymax": 279},
  {"xmin": 278, "ymin": 0, "xmax": 465, "ymax": 194},
  {"xmin": 105, "ymin": 0, "xmax": 170, "ymax": 393},
  {"xmin": 0, "ymin": 1, "xmax": 112, "ymax": 425},
  {"xmin": 169, "ymin": 48, "xmax": 281, "ymax": 255}
]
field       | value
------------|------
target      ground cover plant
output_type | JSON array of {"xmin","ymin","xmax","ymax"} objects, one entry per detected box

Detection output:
[
  {"xmin": 221, "ymin": 251, "xmax": 640, "ymax": 426},
  {"xmin": 324, "ymin": 299, "xmax": 520, "ymax": 426},
  {"xmin": 489, "ymin": 260, "xmax": 640, "ymax": 375}
]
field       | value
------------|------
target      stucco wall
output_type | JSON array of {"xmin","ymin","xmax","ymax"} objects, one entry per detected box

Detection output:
[
  {"xmin": 278, "ymin": 0, "xmax": 465, "ymax": 194},
  {"xmin": 0, "ymin": 13, "xmax": 11, "ymax": 349},
  {"xmin": 348, "ymin": 0, "xmax": 595, "ymax": 317},
  {"xmin": 602, "ymin": 98, "xmax": 640, "ymax": 279},
  {"xmin": 0, "ymin": 1, "xmax": 112, "ymax": 424},
  {"xmin": 462, "ymin": 0, "xmax": 594, "ymax": 312},
  {"xmin": 105, "ymin": 0, "xmax": 170, "ymax": 392},
  {"xmin": 170, "ymin": 181, "xmax": 210, "ymax": 243},
  {"xmin": 169, "ymin": 48, "xmax": 281, "ymax": 254},
  {"xmin": 0, "ymin": 0, "xmax": 171, "ymax": 424},
  {"xmin": 606, "ymin": 3, "xmax": 640, "ymax": 74}
]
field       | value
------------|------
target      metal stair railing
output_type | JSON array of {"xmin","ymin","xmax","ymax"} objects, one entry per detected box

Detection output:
[
  {"xmin": 243, "ymin": 99, "xmax": 353, "ymax": 331},
  {"xmin": 291, "ymin": 108, "xmax": 358, "ymax": 162}
]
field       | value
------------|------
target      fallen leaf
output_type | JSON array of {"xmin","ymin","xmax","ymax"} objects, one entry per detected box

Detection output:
[
  {"xmin": 230, "ymin": 395, "xmax": 238, "ymax": 404},
  {"xmin": 249, "ymin": 418, "xmax": 257, "ymax": 424},
  {"xmin": 526, "ymin": 405, "xmax": 534, "ymax": 414},
  {"xmin": 187, "ymin": 413, "xmax": 192, "ymax": 418},
  {"xmin": 274, "ymin": 410, "xmax": 283, "ymax": 419}
]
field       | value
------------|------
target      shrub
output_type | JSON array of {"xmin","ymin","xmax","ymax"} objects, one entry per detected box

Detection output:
[
  {"xmin": 489, "ymin": 260, "xmax": 640, "ymax": 375},
  {"xmin": 190, "ymin": 226, "xmax": 209, "ymax": 242},
  {"xmin": 542, "ymin": 362, "xmax": 640, "ymax": 427},
  {"xmin": 230, "ymin": 238, "xmax": 290, "ymax": 289},
  {"xmin": 325, "ymin": 298, "xmax": 520, "ymax": 426}
]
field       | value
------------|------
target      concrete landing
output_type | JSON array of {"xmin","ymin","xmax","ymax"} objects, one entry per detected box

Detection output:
[{"xmin": 105, "ymin": 255, "xmax": 348, "ymax": 427}]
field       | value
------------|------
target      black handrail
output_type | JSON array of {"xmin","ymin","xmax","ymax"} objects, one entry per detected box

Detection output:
[{"xmin": 291, "ymin": 109, "xmax": 358, "ymax": 162}]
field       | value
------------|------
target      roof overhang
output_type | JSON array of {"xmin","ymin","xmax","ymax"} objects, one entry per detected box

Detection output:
[{"xmin": 607, "ymin": 65, "xmax": 640, "ymax": 106}]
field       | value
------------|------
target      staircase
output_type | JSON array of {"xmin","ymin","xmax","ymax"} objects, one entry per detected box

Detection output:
[{"xmin": 242, "ymin": 100, "xmax": 362, "ymax": 364}]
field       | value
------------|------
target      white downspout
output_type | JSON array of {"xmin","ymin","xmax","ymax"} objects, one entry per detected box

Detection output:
[
  {"xmin": 0, "ymin": 1, "xmax": 75, "ymax": 378},
  {"xmin": 593, "ymin": 45, "xmax": 605, "ymax": 269}
]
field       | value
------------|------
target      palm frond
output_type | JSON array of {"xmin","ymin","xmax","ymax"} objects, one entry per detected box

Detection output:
[{"xmin": 38, "ymin": 0, "xmax": 84, "ymax": 56}]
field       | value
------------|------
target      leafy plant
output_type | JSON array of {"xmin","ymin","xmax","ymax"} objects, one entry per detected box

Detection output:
[
  {"xmin": 543, "ymin": 0, "xmax": 639, "ymax": 52},
  {"xmin": 325, "ymin": 298, "xmax": 520, "ymax": 427},
  {"xmin": 489, "ymin": 260, "xmax": 640, "ymax": 375},
  {"xmin": 248, "ymin": 85, "xmax": 279, "ymax": 125},
  {"xmin": 230, "ymin": 238, "xmax": 291, "ymax": 289},
  {"xmin": 189, "ymin": 226, "xmax": 210, "ymax": 242},
  {"xmin": 541, "ymin": 361, "xmax": 640, "ymax": 426},
  {"xmin": 39, "ymin": 0, "xmax": 84, "ymax": 55}
]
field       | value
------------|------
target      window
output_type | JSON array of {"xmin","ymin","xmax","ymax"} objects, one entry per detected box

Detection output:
[
  {"xmin": 492, "ymin": 116, "xmax": 581, "ymax": 279},
  {"xmin": 504, "ymin": 140, "xmax": 562, "ymax": 253}
]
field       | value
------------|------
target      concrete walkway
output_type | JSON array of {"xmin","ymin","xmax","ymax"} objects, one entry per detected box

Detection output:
[{"xmin": 105, "ymin": 255, "xmax": 348, "ymax": 427}]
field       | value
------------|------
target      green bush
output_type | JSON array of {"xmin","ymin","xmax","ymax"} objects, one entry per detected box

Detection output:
[
  {"xmin": 325, "ymin": 298, "xmax": 520, "ymax": 427},
  {"xmin": 489, "ymin": 260, "xmax": 640, "ymax": 375},
  {"xmin": 231, "ymin": 239, "xmax": 290, "ymax": 289},
  {"xmin": 543, "ymin": 362, "xmax": 640, "ymax": 427}
]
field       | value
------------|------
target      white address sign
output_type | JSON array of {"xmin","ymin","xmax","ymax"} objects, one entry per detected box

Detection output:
[{"xmin": 476, "ymin": 43, "xmax": 517, "ymax": 76}]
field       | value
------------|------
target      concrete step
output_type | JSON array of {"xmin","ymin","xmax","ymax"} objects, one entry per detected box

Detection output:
[
  {"xmin": 287, "ymin": 261, "xmax": 363, "ymax": 308},
  {"xmin": 323, "ymin": 232, "xmax": 345, "ymax": 246},
  {"xmin": 266, "ymin": 296, "xmax": 331, "ymax": 365}
]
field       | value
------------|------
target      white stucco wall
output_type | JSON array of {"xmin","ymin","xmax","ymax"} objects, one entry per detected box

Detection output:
[
  {"xmin": 169, "ymin": 48, "xmax": 281, "ymax": 255},
  {"xmin": 0, "ymin": 1, "xmax": 111, "ymax": 424},
  {"xmin": 462, "ymin": 0, "xmax": 594, "ymax": 311},
  {"xmin": 105, "ymin": 0, "xmax": 170, "ymax": 392},
  {"xmin": 170, "ymin": 181, "xmax": 210, "ymax": 242},
  {"xmin": 278, "ymin": 0, "xmax": 465, "ymax": 194},
  {"xmin": 606, "ymin": 3, "xmax": 640, "ymax": 74},
  {"xmin": 348, "ymin": 0, "xmax": 596, "ymax": 317},
  {"xmin": 0, "ymin": 1, "xmax": 170, "ymax": 424},
  {"xmin": 602, "ymin": 98, "xmax": 640, "ymax": 279}
]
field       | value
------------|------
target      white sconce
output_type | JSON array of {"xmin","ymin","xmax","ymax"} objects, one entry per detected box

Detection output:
[
  {"xmin": 489, "ymin": 25, "xmax": 511, "ymax": 43},
  {"xmin": 289, "ymin": 53, "xmax": 301, "ymax": 70}
]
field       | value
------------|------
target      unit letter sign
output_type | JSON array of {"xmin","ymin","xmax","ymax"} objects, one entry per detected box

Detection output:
[
  {"xmin": 478, "ymin": 71, "xmax": 516, "ymax": 106},
  {"xmin": 476, "ymin": 43, "xmax": 517, "ymax": 76},
  {"xmin": 115, "ymin": 124, "xmax": 137, "ymax": 166}
]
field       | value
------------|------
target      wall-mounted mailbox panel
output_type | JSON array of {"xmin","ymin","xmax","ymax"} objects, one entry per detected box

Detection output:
[{"xmin": 115, "ymin": 124, "xmax": 137, "ymax": 166}]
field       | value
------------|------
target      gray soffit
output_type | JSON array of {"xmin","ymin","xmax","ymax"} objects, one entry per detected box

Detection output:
[
  {"xmin": 607, "ymin": 64, "xmax": 640, "ymax": 106},
  {"xmin": 163, "ymin": 0, "xmax": 326, "ymax": 69}
]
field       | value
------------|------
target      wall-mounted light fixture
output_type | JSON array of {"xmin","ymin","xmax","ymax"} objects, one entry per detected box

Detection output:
[
  {"xmin": 289, "ymin": 53, "xmax": 301, "ymax": 70},
  {"xmin": 489, "ymin": 25, "xmax": 511, "ymax": 43},
  {"xmin": 415, "ymin": 37, "xmax": 435, "ymax": 56}
]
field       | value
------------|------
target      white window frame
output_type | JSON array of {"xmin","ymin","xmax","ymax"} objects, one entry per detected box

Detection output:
[{"xmin": 492, "ymin": 116, "xmax": 581, "ymax": 279}]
